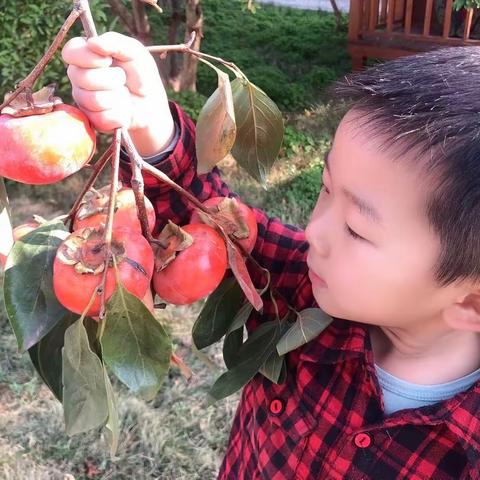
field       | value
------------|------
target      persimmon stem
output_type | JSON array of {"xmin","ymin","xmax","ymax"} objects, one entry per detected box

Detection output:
[
  {"xmin": 98, "ymin": 129, "xmax": 121, "ymax": 319},
  {"xmin": 104, "ymin": 130, "xmax": 121, "ymax": 245},
  {"xmin": 121, "ymin": 130, "xmax": 166, "ymax": 247},
  {"xmin": 64, "ymin": 146, "xmax": 113, "ymax": 230},
  {"xmin": 0, "ymin": 6, "xmax": 83, "ymax": 111}
]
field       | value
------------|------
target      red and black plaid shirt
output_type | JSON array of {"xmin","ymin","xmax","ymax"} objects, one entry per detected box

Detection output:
[{"xmin": 121, "ymin": 102, "xmax": 480, "ymax": 479}]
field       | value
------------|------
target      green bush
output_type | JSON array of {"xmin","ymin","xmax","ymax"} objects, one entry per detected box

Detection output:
[
  {"xmin": 282, "ymin": 126, "xmax": 317, "ymax": 159},
  {"xmin": 150, "ymin": 0, "xmax": 350, "ymax": 113},
  {"xmin": 0, "ymin": 1, "xmax": 114, "ymax": 100}
]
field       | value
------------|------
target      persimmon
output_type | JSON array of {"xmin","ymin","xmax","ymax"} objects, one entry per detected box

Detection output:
[
  {"xmin": 74, "ymin": 186, "xmax": 156, "ymax": 233},
  {"xmin": 0, "ymin": 104, "xmax": 95, "ymax": 185},
  {"xmin": 53, "ymin": 226, "xmax": 154, "ymax": 317},
  {"xmin": 153, "ymin": 223, "xmax": 227, "ymax": 305}
]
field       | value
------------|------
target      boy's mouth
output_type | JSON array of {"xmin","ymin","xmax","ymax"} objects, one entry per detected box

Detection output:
[{"xmin": 307, "ymin": 264, "xmax": 328, "ymax": 288}]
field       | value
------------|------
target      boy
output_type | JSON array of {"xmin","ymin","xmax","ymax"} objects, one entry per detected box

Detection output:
[{"xmin": 62, "ymin": 33, "xmax": 480, "ymax": 479}]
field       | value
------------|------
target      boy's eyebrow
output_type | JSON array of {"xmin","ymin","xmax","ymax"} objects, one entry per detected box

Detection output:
[{"xmin": 324, "ymin": 148, "xmax": 384, "ymax": 226}]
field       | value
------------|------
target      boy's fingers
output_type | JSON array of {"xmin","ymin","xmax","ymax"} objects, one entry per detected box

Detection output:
[
  {"xmin": 77, "ymin": 105, "xmax": 132, "ymax": 133},
  {"xmin": 86, "ymin": 32, "xmax": 147, "ymax": 63},
  {"xmin": 67, "ymin": 65, "xmax": 127, "ymax": 91},
  {"xmin": 112, "ymin": 58, "xmax": 162, "ymax": 97},
  {"xmin": 72, "ymin": 86, "xmax": 131, "ymax": 113},
  {"xmin": 62, "ymin": 37, "xmax": 113, "ymax": 68}
]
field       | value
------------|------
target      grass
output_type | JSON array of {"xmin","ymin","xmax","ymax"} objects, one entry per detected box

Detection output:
[{"xmin": 0, "ymin": 1, "xmax": 351, "ymax": 477}]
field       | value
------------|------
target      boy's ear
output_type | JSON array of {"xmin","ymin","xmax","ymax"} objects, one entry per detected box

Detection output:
[{"xmin": 443, "ymin": 292, "xmax": 480, "ymax": 332}]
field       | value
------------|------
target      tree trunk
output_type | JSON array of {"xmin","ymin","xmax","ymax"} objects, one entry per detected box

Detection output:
[
  {"xmin": 107, "ymin": 0, "xmax": 203, "ymax": 92},
  {"xmin": 166, "ymin": 0, "xmax": 185, "ymax": 91},
  {"xmin": 178, "ymin": 0, "xmax": 203, "ymax": 92},
  {"xmin": 329, "ymin": 0, "xmax": 343, "ymax": 29}
]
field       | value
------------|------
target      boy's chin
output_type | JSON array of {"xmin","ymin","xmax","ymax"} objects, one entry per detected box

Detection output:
[{"xmin": 311, "ymin": 288, "xmax": 336, "ymax": 317}]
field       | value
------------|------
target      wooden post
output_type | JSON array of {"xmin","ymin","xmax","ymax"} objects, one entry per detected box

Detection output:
[
  {"xmin": 380, "ymin": 0, "xmax": 387, "ymax": 24},
  {"xmin": 423, "ymin": 0, "xmax": 433, "ymax": 36},
  {"xmin": 463, "ymin": 8, "xmax": 474, "ymax": 40},
  {"xmin": 404, "ymin": 0, "xmax": 413, "ymax": 34},
  {"xmin": 348, "ymin": 0, "xmax": 363, "ymax": 41},
  {"xmin": 387, "ymin": 0, "xmax": 395, "ymax": 32},
  {"xmin": 443, "ymin": 0, "xmax": 453, "ymax": 38},
  {"xmin": 369, "ymin": 0, "xmax": 379, "ymax": 31}
]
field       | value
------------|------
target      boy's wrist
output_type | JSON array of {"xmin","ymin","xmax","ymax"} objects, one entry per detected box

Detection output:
[{"xmin": 128, "ymin": 114, "xmax": 176, "ymax": 158}]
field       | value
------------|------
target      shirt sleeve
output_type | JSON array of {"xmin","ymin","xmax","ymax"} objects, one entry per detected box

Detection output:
[{"xmin": 119, "ymin": 101, "xmax": 312, "ymax": 316}]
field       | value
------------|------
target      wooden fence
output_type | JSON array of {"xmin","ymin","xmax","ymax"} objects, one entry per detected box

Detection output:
[{"xmin": 348, "ymin": 0, "xmax": 480, "ymax": 70}]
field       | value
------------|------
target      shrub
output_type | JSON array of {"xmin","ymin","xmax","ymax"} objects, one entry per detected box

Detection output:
[{"xmin": 0, "ymin": 1, "xmax": 114, "ymax": 100}]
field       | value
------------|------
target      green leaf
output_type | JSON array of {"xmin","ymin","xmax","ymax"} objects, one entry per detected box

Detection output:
[
  {"xmin": 231, "ymin": 77, "xmax": 284, "ymax": 186},
  {"xmin": 222, "ymin": 302, "xmax": 253, "ymax": 369},
  {"xmin": 28, "ymin": 312, "xmax": 79, "ymax": 402},
  {"xmin": 223, "ymin": 326, "xmax": 244, "ymax": 369},
  {"xmin": 196, "ymin": 66, "xmax": 236, "ymax": 174},
  {"xmin": 209, "ymin": 319, "xmax": 290, "ymax": 402},
  {"xmin": 101, "ymin": 284, "xmax": 172, "ymax": 401},
  {"xmin": 192, "ymin": 277, "xmax": 245, "ymax": 350},
  {"xmin": 276, "ymin": 308, "xmax": 333, "ymax": 356},
  {"xmin": 259, "ymin": 348, "xmax": 287, "ymax": 384},
  {"xmin": 227, "ymin": 301, "xmax": 254, "ymax": 334},
  {"xmin": 103, "ymin": 367, "xmax": 120, "ymax": 459},
  {"xmin": 4, "ymin": 220, "xmax": 69, "ymax": 352},
  {"xmin": 62, "ymin": 317, "xmax": 109, "ymax": 436}
]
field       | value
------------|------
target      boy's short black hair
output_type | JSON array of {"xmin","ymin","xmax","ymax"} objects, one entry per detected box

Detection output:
[{"xmin": 327, "ymin": 46, "xmax": 480, "ymax": 288}]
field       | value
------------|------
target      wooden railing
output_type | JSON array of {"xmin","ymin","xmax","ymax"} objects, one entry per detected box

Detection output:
[
  {"xmin": 348, "ymin": 0, "xmax": 480, "ymax": 70},
  {"xmin": 349, "ymin": 0, "xmax": 479, "ymax": 44}
]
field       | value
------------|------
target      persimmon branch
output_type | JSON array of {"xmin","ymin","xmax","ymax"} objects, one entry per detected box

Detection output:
[
  {"xmin": 76, "ymin": 0, "xmax": 296, "ymax": 317},
  {"xmin": 147, "ymin": 32, "xmax": 247, "ymax": 80},
  {"xmin": 0, "ymin": 6, "xmax": 83, "ymax": 111},
  {"xmin": 121, "ymin": 132, "xmax": 169, "ymax": 248}
]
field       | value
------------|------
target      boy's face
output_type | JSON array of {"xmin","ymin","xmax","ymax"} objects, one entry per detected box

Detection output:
[{"xmin": 305, "ymin": 109, "xmax": 467, "ymax": 330}]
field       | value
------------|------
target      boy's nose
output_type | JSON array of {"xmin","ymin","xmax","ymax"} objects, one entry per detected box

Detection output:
[{"xmin": 305, "ymin": 221, "xmax": 330, "ymax": 258}]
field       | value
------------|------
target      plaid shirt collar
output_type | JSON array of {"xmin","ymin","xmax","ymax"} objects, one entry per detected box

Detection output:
[{"xmin": 298, "ymin": 318, "xmax": 480, "ymax": 464}]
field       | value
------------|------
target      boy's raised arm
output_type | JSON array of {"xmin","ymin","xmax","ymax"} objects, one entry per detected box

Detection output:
[{"xmin": 62, "ymin": 32, "xmax": 310, "ymax": 305}]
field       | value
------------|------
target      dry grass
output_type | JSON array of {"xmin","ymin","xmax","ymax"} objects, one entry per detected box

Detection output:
[{"xmin": 0, "ymin": 301, "xmax": 240, "ymax": 480}]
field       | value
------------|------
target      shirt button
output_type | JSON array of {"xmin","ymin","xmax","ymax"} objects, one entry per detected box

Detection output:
[
  {"xmin": 269, "ymin": 398, "xmax": 285, "ymax": 416},
  {"xmin": 354, "ymin": 432, "xmax": 372, "ymax": 448}
]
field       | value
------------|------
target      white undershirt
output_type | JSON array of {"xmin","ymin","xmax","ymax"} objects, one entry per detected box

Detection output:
[{"xmin": 375, "ymin": 363, "xmax": 480, "ymax": 415}]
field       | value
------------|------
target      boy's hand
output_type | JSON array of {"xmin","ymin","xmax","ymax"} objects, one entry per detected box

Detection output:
[{"xmin": 62, "ymin": 32, "xmax": 175, "ymax": 157}]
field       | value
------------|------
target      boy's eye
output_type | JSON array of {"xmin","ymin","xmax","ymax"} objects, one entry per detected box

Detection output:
[
  {"xmin": 345, "ymin": 224, "xmax": 364, "ymax": 240},
  {"xmin": 320, "ymin": 184, "xmax": 366, "ymax": 241}
]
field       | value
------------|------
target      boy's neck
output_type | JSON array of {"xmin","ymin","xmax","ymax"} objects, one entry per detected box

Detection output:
[{"xmin": 369, "ymin": 324, "xmax": 480, "ymax": 384}]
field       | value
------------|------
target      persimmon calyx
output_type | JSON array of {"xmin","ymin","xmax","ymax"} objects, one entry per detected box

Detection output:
[
  {"xmin": 1, "ymin": 84, "xmax": 63, "ymax": 117},
  {"xmin": 195, "ymin": 197, "xmax": 250, "ymax": 239},
  {"xmin": 154, "ymin": 220, "xmax": 194, "ymax": 272},
  {"xmin": 76, "ymin": 184, "xmax": 122, "ymax": 220},
  {"xmin": 56, "ymin": 226, "xmax": 126, "ymax": 275}
]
